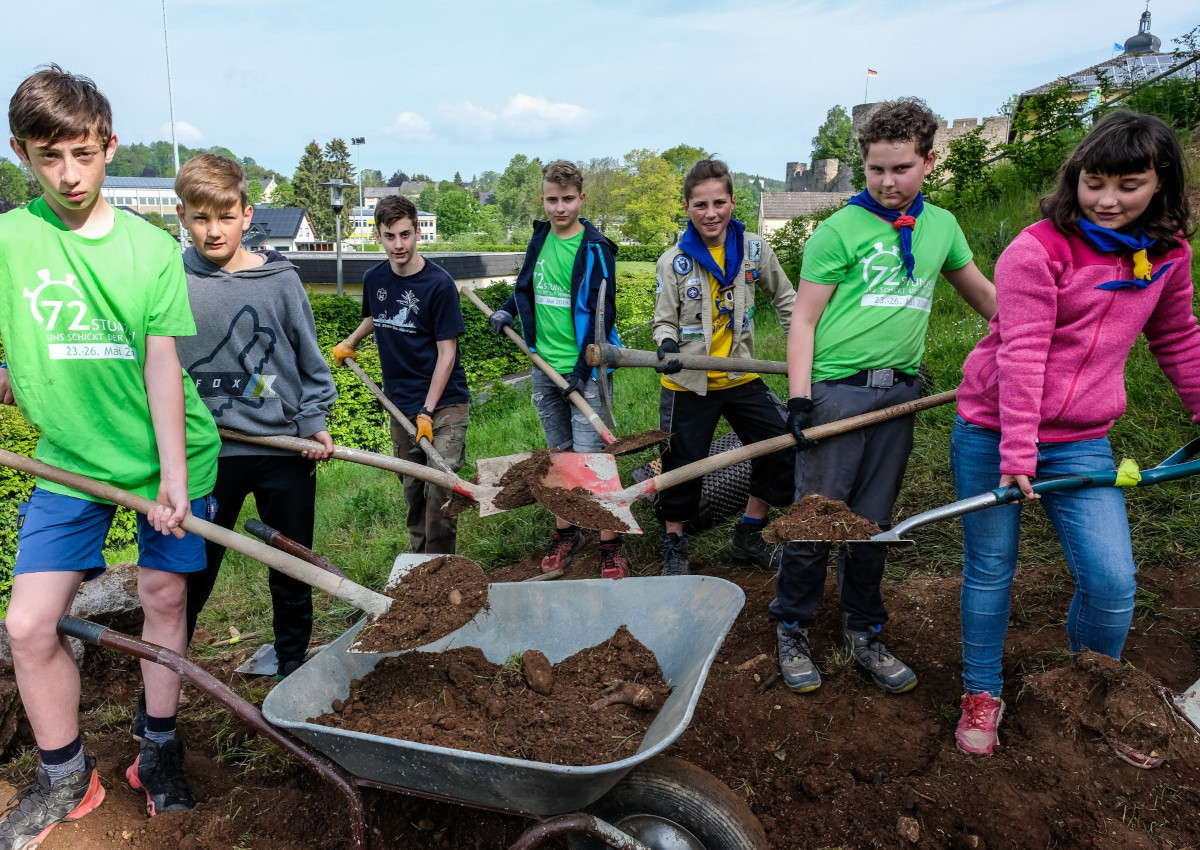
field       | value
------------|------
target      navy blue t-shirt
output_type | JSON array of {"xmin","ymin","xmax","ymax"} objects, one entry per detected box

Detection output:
[{"xmin": 361, "ymin": 258, "xmax": 470, "ymax": 414}]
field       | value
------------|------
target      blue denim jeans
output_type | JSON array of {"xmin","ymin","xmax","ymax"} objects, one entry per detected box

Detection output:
[
  {"xmin": 531, "ymin": 369, "xmax": 610, "ymax": 454},
  {"xmin": 950, "ymin": 417, "xmax": 1137, "ymax": 697}
]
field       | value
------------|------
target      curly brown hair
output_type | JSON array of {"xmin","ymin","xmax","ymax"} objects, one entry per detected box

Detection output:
[{"xmin": 857, "ymin": 97, "xmax": 939, "ymax": 159}]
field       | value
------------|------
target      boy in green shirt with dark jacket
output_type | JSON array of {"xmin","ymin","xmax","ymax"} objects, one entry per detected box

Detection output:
[{"xmin": 489, "ymin": 161, "xmax": 627, "ymax": 578}]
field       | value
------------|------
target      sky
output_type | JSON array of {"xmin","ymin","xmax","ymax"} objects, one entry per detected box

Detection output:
[{"xmin": 1, "ymin": 0, "xmax": 1195, "ymax": 183}]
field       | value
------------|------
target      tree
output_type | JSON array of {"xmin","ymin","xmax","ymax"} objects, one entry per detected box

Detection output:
[
  {"xmin": 359, "ymin": 168, "xmax": 385, "ymax": 189},
  {"xmin": 292, "ymin": 141, "xmax": 330, "ymax": 236},
  {"xmin": 386, "ymin": 170, "xmax": 409, "ymax": 187},
  {"xmin": 417, "ymin": 184, "xmax": 441, "ymax": 214},
  {"xmin": 269, "ymin": 181, "xmax": 296, "ymax": 208},
  {"xmin": 323, "ymin": 138, "xmax": 356, "ymax": 233},
  {"xmin": 810, "ymin": 105, "xmax": 854, "ymax": 165},
  {"xmin": 453, "ymin": 171, "xmax": 464, "ymax": 187},
  {"xmin": 581, "ymin": 156, "xmax": 627, "ymax": 235},
  {"xmin": 616, "ymin": 149, "xmax": 682, "ymax": 245},
  {"xmin": 661, "ymin": 144, "xmax": 710, "ymax": 177},
  {"xmin": 436, "ymin": 187, "xmax": 481, "ymax": 238},
  {"xmin": 247, "ymin": 179, "xmax": 265, "ymax": 206},
  {"xmin": 145, "ymin": 211, "xmax": 178, "ymax": 236},
  {"xmin": 0, "ymin": 159, "xmax": 28, "ymax": 205},
  {"xmin": 493, "ymin": 154, "xmax": 544, "ymax": 231}
]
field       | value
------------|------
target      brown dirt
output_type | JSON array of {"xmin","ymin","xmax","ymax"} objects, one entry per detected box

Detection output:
[
  {"xmin": 4, "ymin": 557, "xmax": 1200, "ymax": 849},
  {"xmin": 763, "ymin": 493, "xmax": 883, "ymax": 543},
  {"xmin": 527, "ymin": 480, "xmax": 631, "ymax": 532},
  {"xmin": 308, "ymin": 626, "xmax": 670, "ymax": 766},
  {"xmin": 349, "ymin": 556, "xmax": 489, "ymax": 653},
  {"xmin": 604, "ymin": 430, "xmax": 668, "ymax": 456},
  {"xmin": 441, "ymin": 490, "xmax": 477, "ymax": 518},
  {"xmin": 492, "ymin": 450, "xmax": 556, "ymax": 511}
]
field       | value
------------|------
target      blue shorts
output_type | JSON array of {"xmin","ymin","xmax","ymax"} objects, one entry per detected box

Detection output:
[{"xmin": 14, "ymin": 488, "xmax": 217, "ymax": 581}]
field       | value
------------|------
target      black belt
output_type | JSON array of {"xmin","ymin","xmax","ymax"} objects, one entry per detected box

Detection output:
[{"xmin": 827, "ymin": 368, "xmax": 917, "ymax": 389}]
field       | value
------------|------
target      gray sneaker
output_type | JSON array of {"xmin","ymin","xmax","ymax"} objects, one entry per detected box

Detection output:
[
  {"xmin": 845, "ymin": 627, "xmax": 917, "ymax": 693},
  {"xmin": 660, "ymin": 533, "xmax": 689, "ymax": 576},
  {"xmin": 777, "ymin": 623, "xmax": 821, "ymax": 693},
  {"xmin": 0, "ymin": 756, "xmax": 105, "ymax": 850},
  {"xmin": 730, "ymin": 522, "xmax": 782, "ymax": 571}
]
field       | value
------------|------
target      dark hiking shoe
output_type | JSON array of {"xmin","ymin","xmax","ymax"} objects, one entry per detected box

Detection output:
[
  {"xmin": 276, "ymin": 658, "xmax": 304, "ymax": 681},
  {"xmin": 730, "ymin": 522, "xmax": 782, "ymax": 571},
  {"xmin": 599, "ymin": 541, "xmax": 631, "ymax": 579},
  {"xmin": 845, "ymin": 627, "xmax": 918, "ymax": 693},
  {"xmin": 541, "ymin": 528, "xmax": 585, "ymax": 573},
  {"xmin": 660, "ymin": 533, "xmax": 689, "ymax": 576},
  {"xmin": 777, "ymin": 623, "xmax": 821, "ymax": 693},
  {"xmin": 0, "ymin": 756, "xmax": 105, "ymax": 850},
  {"xmin": 126, "ymin": 738, "xmax": 195, "ymax": 816},
  {"xmin": 131, "ymin": 690, "xmax": 147, "ymax": 740}
]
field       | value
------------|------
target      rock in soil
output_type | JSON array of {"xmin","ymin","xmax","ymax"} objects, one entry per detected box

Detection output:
[
  {"xmin": 350, "ymin": 556, "xmax": 490, "ymax": 653},
  {"xmin": 312, "ymin": 625, "xmax": 671, "ymax": 766},
  {"xmin": 763, "ymin": 493, "xmax": 881, "ymax": 543},
  {"xmin": 522, "ymin": 649, "xmax": 554, "ymax": 695}
]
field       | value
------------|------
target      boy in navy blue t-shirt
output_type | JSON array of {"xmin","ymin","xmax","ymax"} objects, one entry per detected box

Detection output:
[{"xmin": 334, "ymin": 196, "xmax": 470, "ymax": 554}]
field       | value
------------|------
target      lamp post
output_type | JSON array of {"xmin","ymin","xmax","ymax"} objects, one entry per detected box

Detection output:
[
  {"xmin": 320, "ymin": 177, "xmax": 352, "ymax": 295},
  {"xmin": 350, "ymin": 137, "xmax": 365, "ymax": 248}
]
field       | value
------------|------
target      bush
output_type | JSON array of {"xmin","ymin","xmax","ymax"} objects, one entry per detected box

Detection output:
[{"xmin": 614, "ymin": 245, "xmax": 666, "ymax": 263}]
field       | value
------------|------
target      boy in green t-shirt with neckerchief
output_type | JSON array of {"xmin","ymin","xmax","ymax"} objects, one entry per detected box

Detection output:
[
  {"xmin": 771, "ymin": 97, "xmax": 995, "ymax": 697},
  {"xmin": 489, "ymin": 161, "xmax": 626, "ymax": 578},
  {"xmin": 0, "ymin": 66, "xmax": 220, "ymax": 843}
]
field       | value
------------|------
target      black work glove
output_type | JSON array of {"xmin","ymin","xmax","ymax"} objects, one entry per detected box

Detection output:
[
  {"xmin": 655, "ymin": 339, "xmax": 683, "ymax": 375},
  {"xmin": 560, "ymin": 374, "xmax": 585, "ymax": 399},
  {"xmin": 787, "ymin": 397, "xmax": 819, "ymax": 450},
  {"xmin": 489, "ymin": 309, "xmax": 514, "ymax": 335}
]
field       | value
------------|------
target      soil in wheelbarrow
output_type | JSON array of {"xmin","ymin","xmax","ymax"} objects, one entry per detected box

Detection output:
[
  {"xmin": 762, "ymin": 493, "xmax": 882, "ymax": 543},
  {"xmin": 311, "ymin": 625, "xmax": 671, "ymax": 765},
  {"xmin": 349, "ymin": 555, "xmax": 490, "ymax": 653}
]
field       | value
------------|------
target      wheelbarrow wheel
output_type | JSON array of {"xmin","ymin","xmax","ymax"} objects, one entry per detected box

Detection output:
[{"xmin": 567, "ymin": 756, "xmax": 768, "ymax": 850}]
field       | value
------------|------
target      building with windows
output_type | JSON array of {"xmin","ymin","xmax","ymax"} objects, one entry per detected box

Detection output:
[
  {"xmin": 101, "ymin": 177, "xmax": 182, "ymax": 225},
  {"xmin": 348, "ymin": 206, "xmax": 438, "ymax": 246},
  {"xmin": 242, "ymin": 207, "xmax": 323, "ymax": 252}
]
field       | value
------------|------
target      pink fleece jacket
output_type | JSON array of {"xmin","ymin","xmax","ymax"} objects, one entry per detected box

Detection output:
[{"xmin": 958, "ymin": 219, "xmax": 1200, "ymax": 476}]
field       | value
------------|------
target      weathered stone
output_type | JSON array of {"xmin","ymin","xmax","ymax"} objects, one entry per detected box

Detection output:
[
  {"xmin": 70, "ymin": 561, "xmax": 143, "ymax": 634},
  {"xmin": 0, "ymin": 679, "xmax": 21, "ymax": 756},
  {"xmin": 897, "ymin": 816, "xmax": 920, "ymax": 843},
  {"xmin": 522, "ymin": 649, "xmax": 554, "ymax": 696}
]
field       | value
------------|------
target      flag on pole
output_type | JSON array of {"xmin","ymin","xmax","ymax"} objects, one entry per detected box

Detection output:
[
  {"xmin": 867, "ymin": 68, "xmax": 879, "ymax": 77},
  {"xmin": 1113, "ymin": 42, "xmax": 1123, "ymax": 51}
]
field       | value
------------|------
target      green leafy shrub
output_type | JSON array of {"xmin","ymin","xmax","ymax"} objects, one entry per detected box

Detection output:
[{"xmin": 614, "ymin": 245, "xmax": 666, "ymax": 263}]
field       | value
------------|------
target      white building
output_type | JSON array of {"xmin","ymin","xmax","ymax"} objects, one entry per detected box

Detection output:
[
  {"xmin": 758, "ymin": 192, "xmax": 851, "ymax": 239},
  {"xmin": 101, "ymin": 177, "xmax": 181, "ymax": 225},
  {"xmin": 243, "ymin": 208, "xmax": 323, "ymax": 252},
  {"xmin": 349, "ymin": 206, "xmax": 438, "ymax": 246}
]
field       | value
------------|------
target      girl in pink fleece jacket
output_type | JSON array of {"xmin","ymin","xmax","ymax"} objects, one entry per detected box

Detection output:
[{"xmin": 950, "ymin": 112, "xmax": 1200, "ymax": 764}]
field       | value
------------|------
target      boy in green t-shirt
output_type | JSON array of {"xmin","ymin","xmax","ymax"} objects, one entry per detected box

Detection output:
[
  {"xmin": 771, "ymin": 98, "xmax": 995, "ymax": 696},
  {"xmin": 0, "ymin": 66, "xmax": 219, "ymax": 843},
  {"xmin": 489, "ymin": 161, "xmax": 627, "ymax": 578}
]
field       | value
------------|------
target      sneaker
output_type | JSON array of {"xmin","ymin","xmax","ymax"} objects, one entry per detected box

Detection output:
[
  {"xmin": 844, "ymin": 627, "xmax": 918, "ymax": 693},
  {"xmin": 131, "ymin": 690, "xmax": 147, "ymax": 740},
  {"xmin": 730, "ymin": 522, "xmax": 782, "ymax": 571},
  {"xmin": 0, "ymin": 756, "xmax": 105, "ymax": 850},
  {"xmin": 126, "ymin": 738, "xmax": 195, "ymax": 816},
  {"xmin": 541, "ymin": 528, "xmax": 585, "ymax": 573},
  {"xmin": 660, "ymin": 533, "xmax": 689, "ymax": 576},
  {"xmin": 777, "ymin": 623, "xmax": 821, "ymax": 693},
  {"xmin": 598, "ymin": 541, "xmax": 630, "ymax": 579},
  {"xmin": 956, "ymin": 692, "xmax": 1005, "ymax": 755},
  {"xmin": 276, "ymin": 658, "xmax": 303, "ymax": 681},
  {"xmin": 1108, "ymin": 737, "xmax": 1164, "ymax": 769}
]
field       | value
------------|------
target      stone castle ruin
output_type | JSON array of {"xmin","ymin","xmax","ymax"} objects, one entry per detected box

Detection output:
[{"xmin": 785, "ymin": 104, "xmax": 1009, "ymax": 191}]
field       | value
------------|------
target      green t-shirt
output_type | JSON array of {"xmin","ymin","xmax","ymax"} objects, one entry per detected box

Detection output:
[
  {"xmin": 532, "ymin": 230, "xmax": 584, "ymax": 374},
  {"xmin": 0, "ymin": 199, "xmax": 219, "ymax": 501},
  {"xmin": 801, "ymin": 204, "xmax": 972, "ymax": 382}
]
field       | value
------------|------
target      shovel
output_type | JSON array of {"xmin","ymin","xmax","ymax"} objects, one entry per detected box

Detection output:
[
  {"xmin": 535, "ymin": 390, "xmax": 957, "ymax": 533},
  {"xmin": 586, "ymin": 342, "xmax": 788, "ymax": 376},
  {"xmin": 787, "ymin": 437, "xmax": 1200, "ymax": 545}
]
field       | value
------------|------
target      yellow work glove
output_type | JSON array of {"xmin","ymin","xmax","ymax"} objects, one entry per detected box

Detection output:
[
  {"xmin": 416, "ymin": 412, "xmax": 434, "ymax": 444},
  {"xmin": 332, "ymin": 341, "xmax": 357, "ymax": 366}
]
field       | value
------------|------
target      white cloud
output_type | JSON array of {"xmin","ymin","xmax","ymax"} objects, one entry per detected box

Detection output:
[
  {"xmin": 437, "ymin": 100, "xmax": 498, "ymax": 140},
  {"xmin": 161, "ymin": 120, "xmax": 203, "ymax": 144},
  {"xmin": 497, "ymin": 94, "xmax": 593, "ymax": 140},
  {"xmin": 384, "ymin": 111, "xmax": 435, "ymax": 142}
]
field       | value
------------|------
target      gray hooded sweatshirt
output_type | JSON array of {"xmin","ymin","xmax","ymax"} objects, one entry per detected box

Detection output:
[{"xmin": 176, "ymin": 248, "xmax": 337, "ymax": 457}]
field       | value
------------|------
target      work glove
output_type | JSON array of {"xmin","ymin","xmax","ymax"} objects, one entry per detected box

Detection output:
[
  {"xmin": 786, "ymin": 397, "xmax": 819, "ymax": 451},
  {"xmin": 489, "ymin": 310, "xmax": 514, "ymax": 335},
  {"xmin": 416, "ymin": 408, "xmax": 434, "ymax": 444},
  {"xmin": 332, "ymin": 341, "xmax": 357, "ymax": 366},
  {"xmin": 559, "ymin": 374, "xmax": 586, "ymax": 400},
  {"xmin": 655, "ymin": 339, "xmax": 683, "ymax": 375}
]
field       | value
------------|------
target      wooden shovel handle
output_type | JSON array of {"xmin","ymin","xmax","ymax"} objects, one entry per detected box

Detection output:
[
  {"xmin": 650, "ymin": 390, "xmax": 957, "ymax": 493},
  {"xmin": 586, "ymin": 343, "xmax": 788, "ymax": 375},
  {"xmin": 460, "ymin": 285, "xmax": 614, "ymax": 444},
  {"xmin": 0, "ymin": 448, "xmax": 390, "ymax": 616}
]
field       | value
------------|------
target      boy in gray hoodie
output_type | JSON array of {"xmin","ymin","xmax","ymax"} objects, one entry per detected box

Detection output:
[{"xmin": 173, "ymin": 154, "xmax": 337, "ymax": 680}]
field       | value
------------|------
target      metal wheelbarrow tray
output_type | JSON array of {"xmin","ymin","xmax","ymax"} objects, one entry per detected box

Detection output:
[{"xmin": 262, "ymin": 575, "xmax": 744, "ymax": 817}]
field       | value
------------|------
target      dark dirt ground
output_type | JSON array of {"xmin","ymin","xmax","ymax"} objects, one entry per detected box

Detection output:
[{"xmin": 2, "ymin": 548, "xmax": 1200, "ymax": 850}]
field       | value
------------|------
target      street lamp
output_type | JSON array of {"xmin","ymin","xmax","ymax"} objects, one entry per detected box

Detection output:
[
  {"xmin": 351, "ymin": 137, "xmax": 365, "ymax": 248},
  {"xmin": 320, "ymin": 177, "xmax": 352, "ymax": 295}
]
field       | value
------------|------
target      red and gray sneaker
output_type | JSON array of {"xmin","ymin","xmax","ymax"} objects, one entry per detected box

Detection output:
[
  {"xmin": 0, "ymin": 756, "xmax": 105, "ymax": 850},
  {"xmin": 598, "ymin": 540, "xmax": 630, "ymax": 579},
  {"xmin": 126, "ymin": 738, "xmax": 195, "ymax": 816},
  {"xmin": 955, "ymin": 692, "xmax": 1005, "ymax": 755},
  {"xmin": 541, "ymin": 527, "xmax": 585, "ymax": 573}
]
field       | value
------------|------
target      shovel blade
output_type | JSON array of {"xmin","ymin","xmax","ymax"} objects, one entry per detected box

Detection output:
[
  {"xmin": 472, "ymin": 452, "xmax": 537, "ymax": 516},
  {"xmin": 537, "ymin": 453, "xmax": 642, "ymax": 534}
]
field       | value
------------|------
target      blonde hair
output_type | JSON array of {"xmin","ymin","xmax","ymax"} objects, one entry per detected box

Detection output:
[{"xmin": 175, "ymin": 153, "xmax": 248, "ymax": 212}]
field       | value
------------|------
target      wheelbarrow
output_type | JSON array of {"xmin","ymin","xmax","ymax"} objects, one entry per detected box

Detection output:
[{"xmin": 58, "ymin": 574, "xmax": 767, "ymax": 849}]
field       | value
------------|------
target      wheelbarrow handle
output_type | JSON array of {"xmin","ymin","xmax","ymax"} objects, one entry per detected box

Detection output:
[
  {"xmin": 460, "ymin": 285, "xmax": 616, "ymax": 446},
  {"xmin": 0, "ymin": 448, "xmax": 390, "ymax": 617},
  {"xmin": 586, "ymin": 343, "xmax": 789, "ymax": 375}
]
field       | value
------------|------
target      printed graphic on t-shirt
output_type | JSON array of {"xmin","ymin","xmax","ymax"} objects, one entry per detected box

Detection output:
[
  {"xmin": 533, "ymin": 258, "xmax": 570, "ymax": 308},
  {"xmin": 23, "ymin": 269, "xmax": 137, "ymax": 360},
  {"xmin": 375, "ymin": 290, "xmax": 421, "ymax": 333},
  {"xmin": 185, "ymin": 305, "xmax": 279, "ymax": 414},
  {"xmin": 856, "ymin": 242, "xmax": 934, "ymax": 312}
]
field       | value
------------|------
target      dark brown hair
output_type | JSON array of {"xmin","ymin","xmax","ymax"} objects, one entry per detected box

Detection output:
[
  {"xmin": 9, "ymin": 64, "xmax": 112, "ymax": 151},
  {"xmin": 684, "ymin": 158, "xmax": 733, "ymax": 202},
  {"xmin": 542, "ymin": 160, "xmax": 583, "ymax": 193},
  {"xmin": 375, "ymin": 194, "xmax": 419, "ymax": 231},
  {"xmin": 857, "ymin": 97, "xmax": 939, "ymax": 159},
  {"xmin": 175, "ymin": 153, "xmax": 248, "ymax": 212},
  {"xmin": 1041, "ymin": 110, "xmax": 1191, "ymax": 250}
]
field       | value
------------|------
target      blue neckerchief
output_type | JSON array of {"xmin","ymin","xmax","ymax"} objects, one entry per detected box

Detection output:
[
  {"xmin": 1078, "ymin": 218, "xmax": 1161, "ymax": 290},
  {"xmin": 1095, "ymin": 262, "xmax": 1173, "ymax": 291},
  {"xmin": 678, "ymin": 219, "xmax": 746, "ymax": 288},
  {"xmin": 846, "ymin": 190, "xmax": 924, "ymax": 282}
]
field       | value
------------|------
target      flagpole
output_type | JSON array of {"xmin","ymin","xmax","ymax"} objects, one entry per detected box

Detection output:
[{"xmin": 864, "ymin": 72, "xmax": 869, "ymax": 104}]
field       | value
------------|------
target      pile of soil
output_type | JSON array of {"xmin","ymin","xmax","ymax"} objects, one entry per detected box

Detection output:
[
  {"xmin": 604, "ymin": 429, "xmax": 668, "ymax": 456},
  {"xmin": 311, "ymin": 626, "xmax": 671, "ymax": 766},
  {"xmin": 441, "ymin": 489, "xmax": 477, "ymax": 518},
  {"xmin": 492, "ymin": 450, "xmax": 555, "ymax": 510},
  {"xmin": 350, "ymin": 556, "xmax": 489, "ymax": 653},
  {"xmin": 762, "ymin": 493, "xmax": 882, "ymax": 543},
  {"xmin": 527, "ymin": 480, "xmax": 631, "ymax": 532}
]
